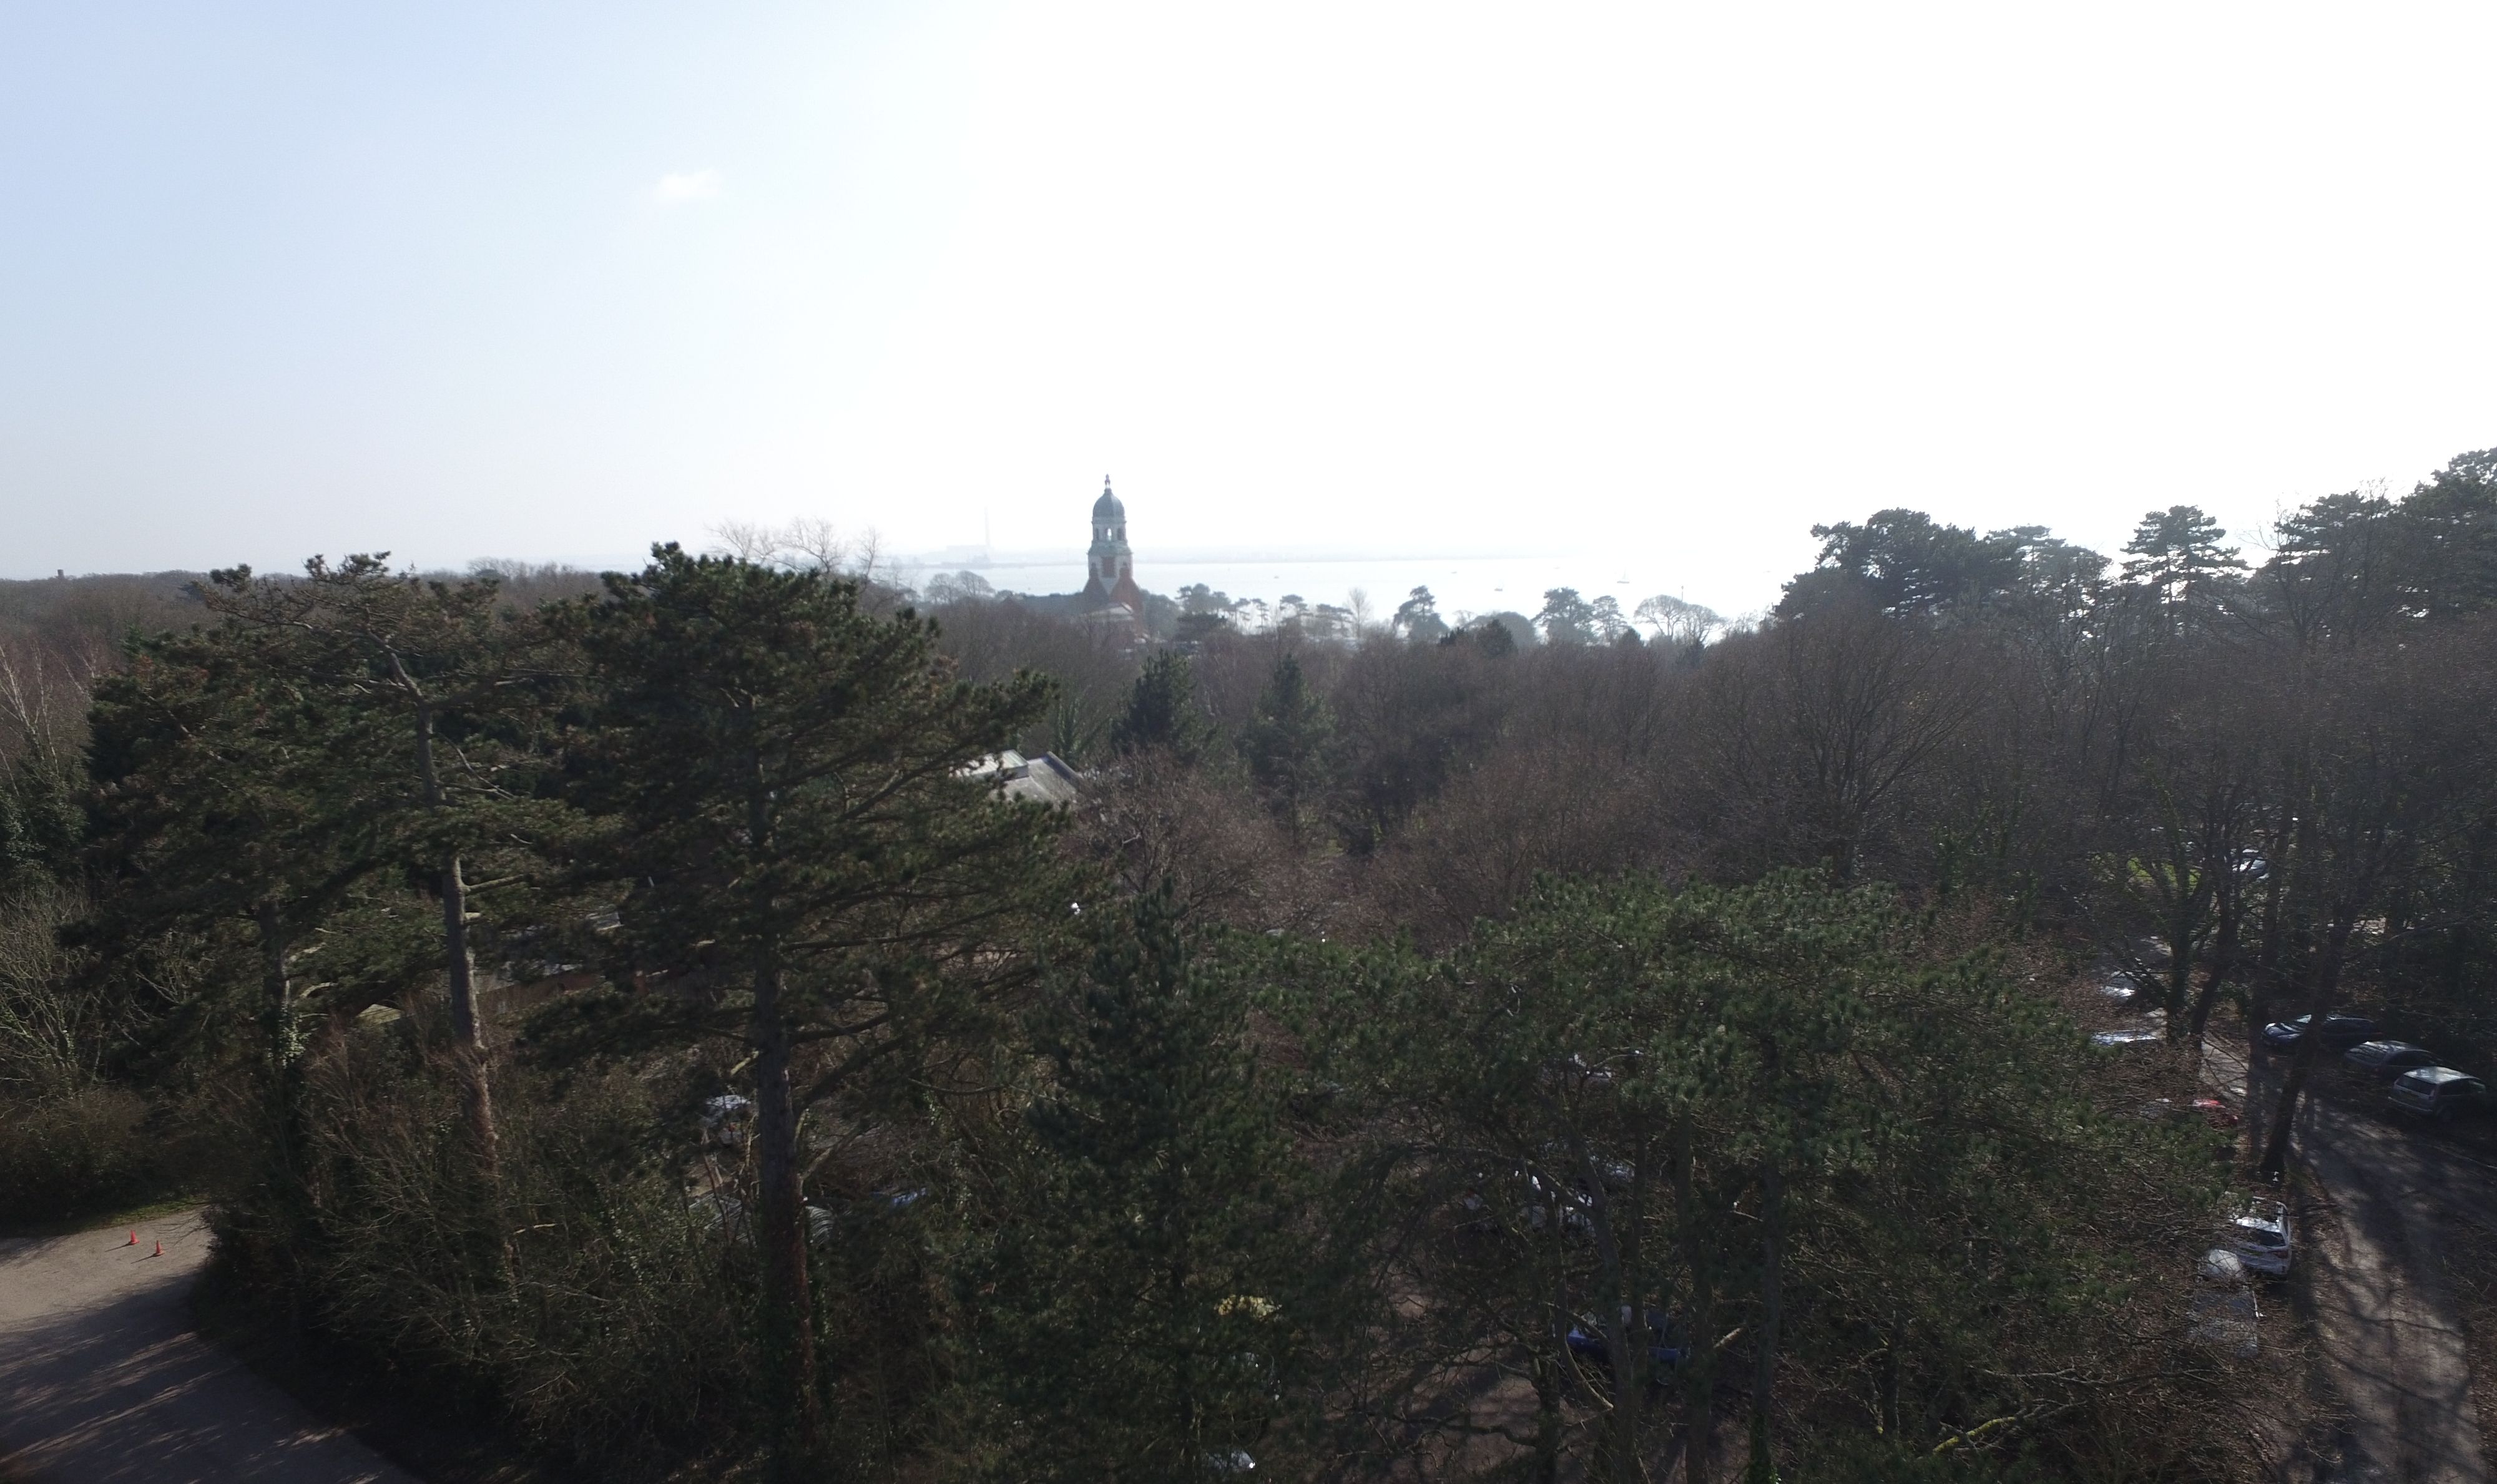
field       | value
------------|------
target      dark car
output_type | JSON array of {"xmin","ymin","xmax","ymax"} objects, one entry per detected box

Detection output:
[
  {"xmin": 2342, "ymin": 1040, "xmax": 2440, "ymax": 1081},
  {"xmin": 1566, "ymin": 1307, "xmax": 1687, "ymax": 1380},
  {"xmin": 2260, "ymin": 1013, "xmax": 2377, "ymax": 1052}
]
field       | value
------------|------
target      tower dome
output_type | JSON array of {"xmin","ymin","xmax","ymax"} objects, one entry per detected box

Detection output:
[{"xmin": 1081, "ymin": 476, "xmax": 1142, "ymax": 616}]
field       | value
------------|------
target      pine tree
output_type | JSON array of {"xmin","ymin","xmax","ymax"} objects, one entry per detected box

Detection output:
[
  {"xmin": 194, "ymin": 556, "xmax": 575, "ymax": 1174},
  {"xmin": 964, "ymin": 884, "xmax": 1306, "ymax": 1480},
  {"xmin": 1589, "ymin": 595, "xmax": 1629, "ymax": 643},
  {"xmin": 1391, "ymin": 585, "xmax": 1450, "ymax": 643},
  {"xmin": 1536, "ymin": 588, "xmax": 1597, "ymax": 645},
  {"xmin": 2121, "ymin": 504, "xmax": 2244, "ymax": 617},
  {"xmin": 0, "ymin": 750, "xmax": 81, "ymax": 894},
  {"xmin": 84, "ymin": 615, "xmax": 393, "ymax": 1100},
  {"xmin": 2402, "ymin": 447, "xmax": 2497, "ymax": 618},
  {"xmin": 81, "ymin": 608, "xmax": 402, "ymax": 1323},
  {"xmin": 1240, "ymin": 651, "xmax": 1333, "ymax": 843},
  {"xmin": 1110, "ymin": 650, "xmax": 1214, "ymax": 763},
  {"xmin": 562, "ymin": 545, "xmax": 1068, "ymax": 1467},
  {"xmin": 1272, "ymin": 871, "xmax": 2214, "ymax": 1479}
]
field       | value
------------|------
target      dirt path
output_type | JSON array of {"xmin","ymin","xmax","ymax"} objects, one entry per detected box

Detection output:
[
  {"xmin": 0, "ymin": 1209, "xmax": 413, "ymax": 1483},
  {"xmin": 2218, "ymin": 1040, "xmax": 2491, "ymax": 1484},
  {"xmin": 2302, "ymin": 1099, "xmax": 2489, "ymax": 1484}
]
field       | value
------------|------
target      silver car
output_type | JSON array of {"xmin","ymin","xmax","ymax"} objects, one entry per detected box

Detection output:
[{"xmin": 2388, "ymin": 1067, "xmax": 2493, "ymax": 1123}]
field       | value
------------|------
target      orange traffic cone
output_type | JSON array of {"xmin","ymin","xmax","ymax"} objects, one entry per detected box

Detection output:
[
  {"xmin": 152, "ymin": 1240, "xmax": 163, "ymax": 1257},
  {"xmin": 126, "ymin": 1230, "xmax": 137, "ymax": 1246}
]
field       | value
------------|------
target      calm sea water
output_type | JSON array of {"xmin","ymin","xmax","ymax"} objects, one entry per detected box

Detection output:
[{"xmin": 894, "ymin": 553, "xmax": 1776, "ymax": 625}]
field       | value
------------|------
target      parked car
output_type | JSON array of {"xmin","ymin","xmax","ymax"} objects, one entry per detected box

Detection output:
[
  {"xmin": 2259, "ymin": 1013, "xmax": 2377, "ymax": 1052},
  {"xmin": 1522, "ymin": 1173, "xmax": 1595, "ymax": 1237},
  {"xmin": 2224, "ymin": 1197, "xmax": 2292, "ymax": 1277},
  {"xmin": 2342, "ymin": 1040, "xmax": 2440, "ymax": 1081},
  {"xmin": 1536, "ymin": 1140, "xmax": 1634, "ymax": 1191},
  {"xmin": 700, "ymin": 1093, "xmax": 752, "ymax": 1146},
  {"xmin": 1565, "ymin": 1307, "xmax": 1688, "ymax": 1379},
  {"xmin": 1455, "ymin": 1167, "xmax": 1594, "ymax": 1238},
  {"xmin": 2387, "ymin": 1067, "xmax": 2493, "ymax": 1123}
]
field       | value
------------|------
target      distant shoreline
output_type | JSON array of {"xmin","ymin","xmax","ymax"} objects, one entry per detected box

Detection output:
[{"xmin": 895, "ymin": 550, "xmax": 1770, "ymax": 622}]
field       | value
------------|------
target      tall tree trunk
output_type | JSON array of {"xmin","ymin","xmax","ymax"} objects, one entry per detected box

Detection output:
[
  {"xmin": 740, "ymin": 722, "xmax": 817, "ymax": 1468},
  {"xmin": 1876, "ymin": 1324, "xmax": 1901, "ymax": 1438},
  {"xmin": 2254, "ymin": 813, "xmax": 2292, "ymax": 1003},
  {"xmin": 1572, "ymin": 1128, "xmax": 1644, "ymax": 1481},
  {"xmin": 2164, "ymin": 887, "xmax": 2199, "ymax": 1040},
  {"xmin": 257, "ymin": 898, "xmax": 298, "ymax": 1081},
  {"xmin": 2255, "ymin": 912, "xmax": 2355, "ymax": 1181},
  {"xmin": 1530, "ymin": 1191, "xmax": 1571, "ymax": 1484},
  {"xmin": 255, "ymin": 897, "xmax": 311, "ymax": 1352},
  {"xmin": 439, "ymin": 854, "xmax": 498, "ymax": 1172},
  {"xmin": 2188, "ymin": 888, "xmax": 2242, "ymax": 1048},
  {"xmin": 1531, "ymin": 1351, "xmax": 1564, "ymax": 1484},
  {"xmin": 406, "ymin": 685, "xmax": 499, "ymax": 1171},
  {"xmin": 1612, "ymin": 1133, "xmax": 1652, "ymax": 1483},
  {"xmin": 255, "ymin": 897, "xmax": 307, "ymax": 1200},
  {"xmin": 1171, "ymin": 1243, "xmax": 1195, "ymax": 1471},
  {"xmin": 1749, "ymin": 1156, "xmax": 1784, "ymax": 1481},
  {"xmin": 2450, "ymin": 819, "xmax": 2495, "ymax": 999},
  {"xmin": 1672, "ymin": 1118, "xmax": 1718, "ymax": 1484},
  {"xmin": 752, "ymin": 955, "xmax": 820, "ymax": 1464}
]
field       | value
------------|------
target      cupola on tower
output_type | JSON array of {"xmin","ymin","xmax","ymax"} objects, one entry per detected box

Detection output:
[{"xmin": 1080, "ymin": 476, "xmax": 1145, "ymax": 613}]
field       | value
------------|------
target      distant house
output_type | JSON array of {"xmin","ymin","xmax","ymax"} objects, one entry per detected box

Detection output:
[{"xmin": 960, "ymin": 749, "xmax": 1084, "ymax": 808}]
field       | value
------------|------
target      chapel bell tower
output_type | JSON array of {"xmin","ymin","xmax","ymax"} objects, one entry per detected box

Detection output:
[{"xmin": 1081, "ymin": 476, "xmax": 1144, "ymax": 612}]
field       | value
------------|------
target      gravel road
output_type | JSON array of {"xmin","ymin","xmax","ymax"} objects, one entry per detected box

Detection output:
[
  {"xmin": 2220, "ymin": 1040, "xmax": 2492, "ymax": 1484},
  {"xmin": 0, "ymin": 1209, "xmax": 413, "ymax": 1483}
]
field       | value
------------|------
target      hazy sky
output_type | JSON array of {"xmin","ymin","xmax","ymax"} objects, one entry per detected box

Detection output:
[{"xmin": 6, "ymin": 2, "xmax": 2495, "ymax": 611}]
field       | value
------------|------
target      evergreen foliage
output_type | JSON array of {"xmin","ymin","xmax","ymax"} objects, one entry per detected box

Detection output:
[
  {"xmin": 1392, "ymin": 585, "xmax": 1451, "ymax": 643},
  {"xmin": 1273, "ymin": 871, "xmax": 2225, "ymax": 1478},
  {"xmin": 2120, "ymin": 505, "xmax": 2245, "ymax": 619},
  {"xmin": 958, "ymin": 885, "xmax": 1309, "ymax": 1480},
  {"xmin": 17, "ymin": 441, "xmax": 2497, "ymax": 1481},
  {"xmin": 1775, "ymin": 509, "xmax": 2029, "ymax": 619},
  {"xmin": 0, "ymin": 752, "xmax": 81, "ymax": 892},
  {"xmin": 82, "ymin": 608, "xmax": 395, "ymax": 1085},
  {"xmin": 1111, "ymin": 649, "xmax": 1214, "ymax": 762},
  {"xmin": 190, "ymin": 555, "xmax": 580, "ymax": 1176},
  {"xmin": 1240, "ymin": 650, "xmax": 1333, "ymax": 841},
  {"xmin": 553, "ymin": 544, "xmax": 1071, "ymax": 1467},
  {"xmin": 1536, "ymin": 587, "xmax": 1597, "ymax": 645}
]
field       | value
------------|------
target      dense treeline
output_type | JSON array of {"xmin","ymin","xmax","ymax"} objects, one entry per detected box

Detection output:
[{"xmin": 0, "ymin": 449, "xmax": 2491, "ymax": 1480}]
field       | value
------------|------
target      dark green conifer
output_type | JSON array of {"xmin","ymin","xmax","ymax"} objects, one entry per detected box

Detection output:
[
  {"xmin": 84, "ymin": 609, "xmax": 391, "ymax": 1095},
  {"xmin": 1240, "ymin": 651, "xmax": 1333, "ymax": 842},
  {"xmin": 1110, "ymin": 650, "xmax": 1214, "ymax": 763},
  {"xmin": 964, "ymin": 883, "xmax": 1305, "ymax": 1480},
  {"xmin": 563, "ymin": 545, "xmax": 1067, "ymax": 1468},
  {"xmin": 195, "ymin": 555, "xmax": 576, "ymax": 1175}
]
